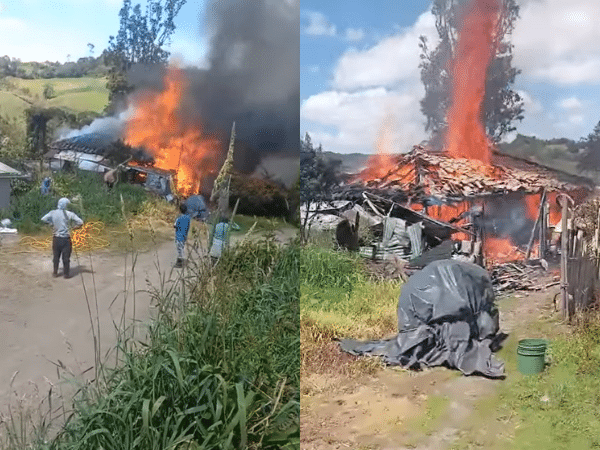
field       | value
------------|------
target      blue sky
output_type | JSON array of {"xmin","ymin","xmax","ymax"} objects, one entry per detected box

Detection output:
[
  {"xmin": 301, "ymin": 0, "xmax": 600, "ymax": 154},
  {"xmin": 0, "ymin": 0, "xmax": 208, "ymax": 66}
]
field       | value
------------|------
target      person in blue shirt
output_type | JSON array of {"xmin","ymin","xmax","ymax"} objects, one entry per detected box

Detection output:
[
  {"xmin": 174, "ymin": 203, "xmax": 191, "ymax": 268},
  {"xmin": 40, "ymin": 177, "xmax": 51, "ymax": 195}
]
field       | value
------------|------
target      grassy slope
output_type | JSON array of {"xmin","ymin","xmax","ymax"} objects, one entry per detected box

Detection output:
[
  {"xmin": 0, "ymin": 76, "xmax": 109, "ymax": 118},
  {"xmin": 0, "ymin": 91, "xmax": 29, "ymax": 120}
]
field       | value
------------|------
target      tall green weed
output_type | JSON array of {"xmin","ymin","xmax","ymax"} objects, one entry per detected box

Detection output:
[
  {"xmin": 46, "ymin": 239, "xmax": 299, "ymax": 450},
  {"xmin": 300, "ymin": 245, "xmax": 363, "ymax": 291}
]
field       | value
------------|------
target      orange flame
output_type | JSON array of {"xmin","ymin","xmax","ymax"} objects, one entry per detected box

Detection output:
[
  {"xmin": 524, "ymin": 193, "xmax": 540, "ymax": 220},
  {"xmin": 445, "ymin": 0, "xmax": 500, "ymax": 164},
  {"xmin": 360, "ymin": 114, "xmax": 400, "ymax": 181},
  {"xmin": 428, "ymin": 202, "xmax": 471, "ymax": 240},
  {"xmin": 124, "ymin": 66, "xmax": 220, "ymax": 196},
  {"xmin": 485, "ymin": 237, "xmax": 525, "ymax": 264}
]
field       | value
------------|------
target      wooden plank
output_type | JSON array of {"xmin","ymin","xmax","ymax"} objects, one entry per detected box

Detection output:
[{"xmin": 526, "ymin": 190, "xmax": 546, "ymax": 260}]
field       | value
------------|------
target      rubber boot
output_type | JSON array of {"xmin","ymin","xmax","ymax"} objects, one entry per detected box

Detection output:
[{"xmin": 174, "ymin": 258, "xmax": 183, "ymax": 268}]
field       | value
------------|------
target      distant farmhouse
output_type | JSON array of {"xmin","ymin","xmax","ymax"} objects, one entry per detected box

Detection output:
[
  {"xmin": 45, "ymin": 133, "xmax": 114, "ymax": 173},
  {"xmin": 0, "ymin": 162, "xmax": 21, "ymax": 210}
]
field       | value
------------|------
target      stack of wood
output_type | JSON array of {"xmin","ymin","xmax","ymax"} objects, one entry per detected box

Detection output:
[
  {"xmin": 356, "ymin": 145, "xmax": 584, "ymax": 199},
  {"xmin": 490, "ymin": 262, "xmax": 556, "ymax": 295}
]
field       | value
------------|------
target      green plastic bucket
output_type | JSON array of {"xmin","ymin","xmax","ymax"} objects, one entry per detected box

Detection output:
[{"xmin": 517, "ymin": 339, "xmax": 547, "ymax": 375}]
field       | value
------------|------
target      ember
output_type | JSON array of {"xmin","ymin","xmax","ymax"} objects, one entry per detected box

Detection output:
[{"xmin": 124, "ymin": 66, "xmax": 221, "ymax": 196}]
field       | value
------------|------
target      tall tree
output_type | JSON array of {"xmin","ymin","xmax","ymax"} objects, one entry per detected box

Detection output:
[
  {"xmin": 577, "ymin": 120, "xmax": 600, "ymax": 173},
  {"xmin": 105, "ymin": 0, "xmax": 186, "ymax": 107},
  {"xmin": 419, "ymin": 0, "xmax": 524, "ymax": 146},
  {"xmin": 300, "ymin": 133, "xmax": 341, "ymax": 242}
]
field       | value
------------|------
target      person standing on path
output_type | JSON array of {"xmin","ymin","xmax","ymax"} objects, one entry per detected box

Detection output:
[
  {"xmin": 209, "ymin": 217, "xmax": 230, "ymax": 265},
  {"xmin": 174, "ymin": 203, "xmax": 191, "ymax": 268},
  {"xmin": 41, "ymin": 197, "xmax": 83, "ymax": 278}
]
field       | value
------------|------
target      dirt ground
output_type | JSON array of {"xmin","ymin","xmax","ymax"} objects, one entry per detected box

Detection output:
[
  {"xmin": 0, "ymin": 223, "xmax": 298, "ymax": 418},
  {"xmin": 0, "ymin": 231, "xmax": 173, "ymax": 413},
  {"xmin": 301, "ymin": 286, "xmax": 567, "ymax": 450}
]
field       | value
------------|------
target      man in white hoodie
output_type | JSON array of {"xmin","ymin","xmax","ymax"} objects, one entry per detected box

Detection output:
[{"xmin": 41, "ymin": 198, "xmax": 83, "ymax": 278}]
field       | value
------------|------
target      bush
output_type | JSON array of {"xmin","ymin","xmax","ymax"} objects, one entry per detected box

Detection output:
[{"xmin": 43, "ymin": 83, "xmax": 55, "ymax": 99}]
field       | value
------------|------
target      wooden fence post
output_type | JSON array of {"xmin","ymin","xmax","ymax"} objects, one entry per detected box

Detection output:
[
  {"xmin": 526, "ymin": 190, "xmax": 546, "ymax": 260},
  {"xmin": 560, "ymin": 195, "xmax": 569, "ymax": 320},
  {"xmin": 539, "ymin": 197, "xmax": 547, "ymax": 259}
]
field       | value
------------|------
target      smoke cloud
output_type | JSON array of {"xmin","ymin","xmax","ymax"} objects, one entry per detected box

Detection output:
[
  {"xmin": 58, "ymin": 0, "xmax": 299, "ymax": 190},
  {"xmin": 129, "ymin": 0, "xmax": 300, "ymax": 182},
  {"xmin": 59, "ymin": 109, "xmax": 133, "ymax": 141},
  {"xmin": 481, "ymin": 193, "xmax": 534, "ymax": 246}
]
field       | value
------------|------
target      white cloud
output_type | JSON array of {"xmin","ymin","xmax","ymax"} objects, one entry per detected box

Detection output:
[
  {"xmin": 169, "ymin": 35, "xmax": 209, "ymax": 68},
  {"xmin": 0, "ymin": 16, "xmax": 26, "ymax": 32},
  {"xmin": 332, "ymin": 11, "xmax": 436, "ymax": 91},
  {"xmin": 345, "ymin": 28, "xmax": 365, "ymax": 42},
  {"xmin": 558, "ymin": 96, "xmax": 583, "ymax": 111},
  {"xmin": 513, "ymin": 0, "xmax": 600, "ymax": 84},
  {"xmin": 569, "ymin": 114, "xmax": 584, "ymax": 125},
  {"xmin": 303, "ymin": 11, "xmax": 336, "ymax": 37},
  {"xmin": 517, "ymin": 90, "xmax": 543, "ymax": 115},
  {"xmin": 301, "ymin": 10, "xmax": 437, "ymax": 154},
  {"xmin": 554, "ymin": 96, "xmax": 588, "ymax": 131},
  {"xmin": 301, "ymin": 87, "xmax": 428, "ymax": 154}
]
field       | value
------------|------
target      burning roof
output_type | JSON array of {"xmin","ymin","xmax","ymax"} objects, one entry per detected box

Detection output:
[
  {"xmin": 46, "ymin": 132, "xmax": 116, "ymax": 157},
  {"xmin": 358, "ymin": 145, "xmax": 593, "ymax": 201}
]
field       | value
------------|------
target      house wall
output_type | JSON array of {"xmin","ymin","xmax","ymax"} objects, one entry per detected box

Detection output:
[{"xmin": 0, "ymin": 178, "xmax": 11, "ymax": 210}]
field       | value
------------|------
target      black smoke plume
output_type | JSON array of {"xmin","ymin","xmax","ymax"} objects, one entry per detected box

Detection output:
[{"xmin": 129, "ymin": 0, "xmax": 299, "ymax": 185}]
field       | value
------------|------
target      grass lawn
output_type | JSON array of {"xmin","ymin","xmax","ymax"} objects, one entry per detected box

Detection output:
[
  {"xmin": 0, "ymin": 91, "xmax": 29, "ymax": 122},
  {"xmin": 301, "ymin": 243, "xmax": 600, "ymax": 449},
  {"xmin": 0, "ymin": 76, "xmax": 109, "ymax": 119}
]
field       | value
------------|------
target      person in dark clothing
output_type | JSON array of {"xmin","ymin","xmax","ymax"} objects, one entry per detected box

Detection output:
[
  {"xmin": 41, "ymin": 198, "xmax": 84, "ymax": 278},
  {"xmin": 174, "ymin": 203, "xmax": 191, "ymax": 268}
]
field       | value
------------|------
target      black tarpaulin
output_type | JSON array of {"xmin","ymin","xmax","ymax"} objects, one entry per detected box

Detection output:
[{"xmin": 339, "ymin": 260, "xmax": 505, "ymax": 378}]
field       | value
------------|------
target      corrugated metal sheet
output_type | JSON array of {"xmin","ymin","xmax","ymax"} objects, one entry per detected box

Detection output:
[{"xmin": 0, "ymin": 162, "xmax": 20, "ymax": 177}]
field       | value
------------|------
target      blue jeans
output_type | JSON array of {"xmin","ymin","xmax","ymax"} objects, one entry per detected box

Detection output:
[{"xmin": 176, "ymin": 240, "xmax": 185, "ymax": 259}]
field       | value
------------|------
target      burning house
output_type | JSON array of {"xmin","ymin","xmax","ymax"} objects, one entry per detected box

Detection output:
[
  {"xmin": 46, "ymin": 132, "xmax": 115, "ymax": 173},
  {"xmin": 44, "ymin": 0, "xmax": 299, "ymax": 216},
  {"xmin": 46, "ymin": 132, "xmax": 177, "ymax": 199},
  {"xmin": 321, "ymin": 0, "xmax": 596, "ymax": 295},
  {"xmin": 340, "ymin": 145, "xmax": 593, "ymax": 269}
]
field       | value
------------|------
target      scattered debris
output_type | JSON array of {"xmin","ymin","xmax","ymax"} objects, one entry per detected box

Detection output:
[{"xmin": 490, "ymin": 262, "xmax": 554, "ymax": 295}]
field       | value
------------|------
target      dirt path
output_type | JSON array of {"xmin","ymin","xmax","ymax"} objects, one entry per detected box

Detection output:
[
  {"xmin": 0, "ymin": 224, "xmax": 297, "ymax": 416},
  {"xmin": 301, "ymin": 287, "xmax": 566, "ymax": 450},
  {"xmin": 0, "ymin": 234, "xmax": 177, "ymax": 411}
]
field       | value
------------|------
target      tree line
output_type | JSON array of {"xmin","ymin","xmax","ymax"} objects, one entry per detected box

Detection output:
[{"xmin": 0, "ymin": 55, "xmax": 110, "ymax": 80}]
